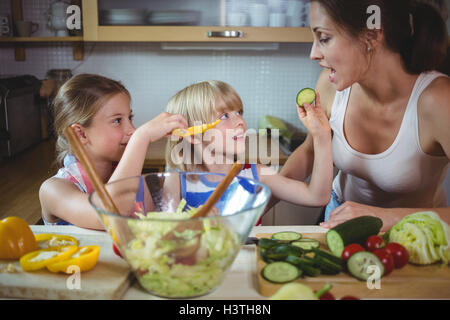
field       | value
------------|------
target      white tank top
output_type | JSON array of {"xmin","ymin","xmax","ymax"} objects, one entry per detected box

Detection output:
[{"xmin": 330, "ymin": 71, "xmax": 449, "ymax": 208}]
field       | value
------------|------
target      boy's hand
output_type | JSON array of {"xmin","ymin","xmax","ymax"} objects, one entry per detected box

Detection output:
[
  {"xmin": 297, "ymin": 92, "xmax": 331, "ymax": 139},
  {"xmin": 141, "ymin": 112, "xmax": 188, "ymax": 143}
]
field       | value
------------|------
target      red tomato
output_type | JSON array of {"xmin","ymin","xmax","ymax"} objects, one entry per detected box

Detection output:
[
  {"xmin": 318, "ymin": 292, "xmax": 336, "ymax": 300},
  {"xmin": 373, "ymin": 249, "xmax": 395, "ymax": 276},
  {"xmin": 365, "ymin": 235, "xmax": 385, "ymax": 252},
  {"xmin": 384, "ymin": 242, "xmax": 409, "ymax": 269},
  {"xmin": 112, "ymin": 243, "xmax": 122, "ymax": 258},
  {"xmin": 340, "ymin": 296, "xmax": 360, "ymax": 300},
  {"xmin": 341, "ymin": 244, "xmax": 365, "ymax": 261}
]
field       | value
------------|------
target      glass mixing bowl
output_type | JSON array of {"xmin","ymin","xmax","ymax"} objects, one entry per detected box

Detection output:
[{"xmin": 89, "ymin": 172, "xmax": 271, "ymax": 298}]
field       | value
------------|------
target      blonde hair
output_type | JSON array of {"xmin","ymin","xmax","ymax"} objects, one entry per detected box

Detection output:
[
  {"xmin": 165, "ymin": 80, "xmax": 243, "ymax": 172},
  {"xmin": 53, "ymin": 73, "xmax": 130, "ymax": 165}
]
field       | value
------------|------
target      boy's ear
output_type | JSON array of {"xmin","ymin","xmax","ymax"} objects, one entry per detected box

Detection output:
[{"xmin": 70, "ymin": 123, "xmax": 89, "ymax": 144}]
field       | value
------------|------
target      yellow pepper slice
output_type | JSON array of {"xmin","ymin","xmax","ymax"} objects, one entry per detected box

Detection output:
[
  {"xmin": 172, "ymin": 119, "xmax": 221, "ymax": 137},
  {"xmin": 47, "ymin": 245, "xmax": 100, "ymax": 274},
  {"xmin": 35, "ymin": 234, "xmax": 78, "ymax": 249},
  {"xmin": 0, "ymin": 216, "xmax": 38, "ymax": 260},
  {"xmin": 19, "ymin": 245, "xmax": 78, "ymax": 272}
]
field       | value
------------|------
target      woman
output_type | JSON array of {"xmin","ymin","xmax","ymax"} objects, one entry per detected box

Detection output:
[{"xmin": 278, "ymin": 0, "xmax": 450, "ymax": 231}]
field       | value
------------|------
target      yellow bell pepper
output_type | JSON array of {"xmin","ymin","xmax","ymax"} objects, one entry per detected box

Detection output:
[
  {"xmin": 172, "ymin": 119, "xmax": 221, "ymax": 137},
  {"xmin": 19, "ymin": 245, "xmax": 78, "ymax": 272},
  {"xmin": 0, "ymin": 216, "xmax": 38, "ymax": 260},
  {"xmin": 35, "ymin": 234, "xmax": 78, "ymax": 248},
  {"xmin": 46, "ymin": 245, "xmax": 100, "ymax": 274}
]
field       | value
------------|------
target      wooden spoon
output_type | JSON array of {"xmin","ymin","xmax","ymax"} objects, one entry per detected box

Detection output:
[
  {"xmin": 64, "ymin": 126, "xmax": 119, "ymax": 215},
  {"xmin": 64, "ymin": 126, "xmax": 131, "ymax": 246},
  {"xmin": 163, "ymin": 162, "xmax": 244, "ymax": 254}
]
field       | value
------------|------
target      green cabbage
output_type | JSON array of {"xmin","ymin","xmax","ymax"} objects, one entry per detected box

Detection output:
[
  {"xmin": 388, "ymin": 211, "xmax": 450, "ymax": 265},
  {"xmin": 124, "ymin": 202, "xmax": 240, "ymax": 297}
]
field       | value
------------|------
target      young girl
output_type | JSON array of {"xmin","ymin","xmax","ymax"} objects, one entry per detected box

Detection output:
[
  {"xmin": 39, "ymin": 74, "xmax": 187, "ymax": 229},
  {"xmin": 165, "ymin": 80, "xmax": 333, "ymax": 223}
]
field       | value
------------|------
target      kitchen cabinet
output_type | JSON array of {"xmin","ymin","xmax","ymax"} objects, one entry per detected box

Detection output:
[
  {"xmin": 82, "ymin": 0, "xmax": 314, "ymax": 42},
  {"xmin": 3, "ymin": 0, "xmax": 84, "ymax": 61}
]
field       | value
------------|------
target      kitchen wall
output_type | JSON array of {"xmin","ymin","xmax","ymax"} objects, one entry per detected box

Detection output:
[{"xmin": 0, "ymin": 1, "xmax": 320, "ymax": 132}]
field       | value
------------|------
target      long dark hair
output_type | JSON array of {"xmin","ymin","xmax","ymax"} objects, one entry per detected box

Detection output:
[{"xmin": 311, "ymin": 0, "xmax": 448, "ymax": 75}]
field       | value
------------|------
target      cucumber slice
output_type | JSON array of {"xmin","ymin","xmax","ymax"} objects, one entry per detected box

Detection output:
[
  {"xmin": 258, "ymin": 238, "xmax": 280, "ymax": 250},
  {"xmin": 272, "ymin": 231, "xmax": 302, "ymax": 242},
  {"xmin": 260, "ymin": 248, "xmax": 275, "ymax": 264},
  {"xmin": 291, "ymin": 239, "xmax": 320, "ymax": 251},
  {"xmin": 311, "ymin": 248, "xmax": 344, "ymax": 267},
  {"xmin": 313, "ymin": 255, "xmax": 343, "ymax": 275},
  {"xmin": 285, "ymin": 256, "xmax": 321, "ymax": 277},
  {"xmin": 262, "ymin": 261, "xmax": 302, "ymax": 283},
  {"xmin": 347, "ymin": 251, "xmax": 385, "ymax": 281},
  {"xmin": 264, "ymin": 244, "xmax": 302, "ymax": 260},
  {"xmin": 296, "ymin": 88, "xmax": 316, "ymax": 107},
  {"xmin": 326, "ymin": 216, "xmax": 383, "ymax": 257}
]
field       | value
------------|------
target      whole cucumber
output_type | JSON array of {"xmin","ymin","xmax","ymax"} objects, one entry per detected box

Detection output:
[{"xmin": 326, "ymin": 216, "xmax": 383, "ymax": 257}]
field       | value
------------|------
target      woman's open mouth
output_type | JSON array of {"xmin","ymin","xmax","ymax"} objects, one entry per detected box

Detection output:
[
  {"xmin": 329, "ymin": 68, "xmax": 336, "ymax": 83},
  {"xmin": 320, "ymin": 64, "xmax": 336, "ymax": 83}
]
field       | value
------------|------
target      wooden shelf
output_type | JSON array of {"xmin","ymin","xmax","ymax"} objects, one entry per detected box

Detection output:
[{"xmin": 0, "ymin": 36, "xmax": 83, "ymax": 42}]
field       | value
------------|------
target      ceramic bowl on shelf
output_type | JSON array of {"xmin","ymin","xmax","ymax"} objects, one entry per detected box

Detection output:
[
  {"xmin": 100, "ymin": 9, "xmax": 148, "ymax": 25},
  {"xmin": 89, "ymin": 172, "xmax": 271, "ymax": 298},
  {"xmin": 147, "ymin": 10, "xmax": 201, "ymax": 26}
]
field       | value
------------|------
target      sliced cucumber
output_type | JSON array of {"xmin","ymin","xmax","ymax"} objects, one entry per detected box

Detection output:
[
  {"xmin": 260, "ymin": 248, "xmax": 275, "ymax": 264},
  {"xmin": 326, "ymin": 216, "xmax": 383, "ymax": 257},
  {"xmin": 285, "ymin": 255, "xmax": 321, "ymax": 277},
  {"xmin": 291, "ymin": 239, "xmax": 320, "ymax": 251},
  {"xmin": 347, "ymin": 251, "xmax": 385, "ymax": 281},
  {"xmin": 296, "ymin": 88, "xmax": 316, "ymax": 107},
  {"xmin": 272, "ymin": 231, "xmax": 302, "ymax": 242},
  {"xmin": 258, "ymin": 238, "xmax": 280, "ymax": 250},
  {"xmin": 311, "ymin": 248, "xmax": 344, "ymax": 268},
  {"xmin": 313, "ymin": 255, "xmax": 343, "ymax": 275},
  {"xmin": 262, "ymin": 261, "xmax": 302, "ymax": 283},
  {"xmin": 264, "ymin": 244, "xmax": 302, "ymax": 261}
]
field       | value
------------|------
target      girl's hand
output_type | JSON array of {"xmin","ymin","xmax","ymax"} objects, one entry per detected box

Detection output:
[
  {"xmin": 297, "ymin": 92, "xmax": 331, "ymax": 139},
  {"xmin": 140, "ymin": 112, "xmax": 188, "ymax": 143}
]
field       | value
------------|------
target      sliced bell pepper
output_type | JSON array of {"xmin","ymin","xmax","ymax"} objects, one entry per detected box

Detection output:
[
  {"xmin": 0, "ymin": 216, "xmax": 38, "ymax": 260},
  {"xmin": 47, "ymin": 245, "xmax": 100, "ymax": 274},
  {"xmin": 19, "ymin": 245, "xmax": 78, "ymax": 272},
  {"xmin": 35, "ymin": 234, "xmax": 78, "ymax": 248},
  {"xmin": 172, "ymin": 119, "xmax": 221, "ymax": 137}
]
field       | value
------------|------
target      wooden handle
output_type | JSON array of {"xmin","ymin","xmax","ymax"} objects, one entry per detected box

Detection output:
[
  {"xmin": 64, "ymin": 126, "xmax": 119, "ymax": 214},
  {"xmin": 192, "ymin": 162, "xmax": 243, "ymax": 218}
]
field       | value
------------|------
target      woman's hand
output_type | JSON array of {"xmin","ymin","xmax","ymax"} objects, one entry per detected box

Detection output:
[
  {"xmin": 297, "ymin": 92, "xmax": 331, "ymax": 140},
  {"xmin": 139, "ymin": 112, "xmax": 188, "ymax": 143},
  {"xmin": 320, "ymin": 201, "xmax": 392, "ymax": 231}
]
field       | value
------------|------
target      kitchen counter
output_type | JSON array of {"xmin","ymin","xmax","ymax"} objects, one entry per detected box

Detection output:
[
  {"xmin": 144, "ymin": 134, "xmax": 290, "ymax": 172},
  {"xmin": 10, "ymin": 225, "xmax": 324, "ymax": 300},
  {"xmin": 4, "ymin": 225, "xmax": 449, "ymax": 300}
]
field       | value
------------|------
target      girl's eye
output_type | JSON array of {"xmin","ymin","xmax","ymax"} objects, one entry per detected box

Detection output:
[
  {"xmin": 237, "ymin": 110, "xmax": 243, "ymax": 116},
  {"xmin": 220, "ymin": 113, "xmax": 229, "ymax": 120},
  {"xmin": 129, "ymin": 114, "xmax": 134, "ymax": 121},
  {"xmin": 319, "ymin": 37, "xmax": 330, "ymax": 44},
  {"xmin": 113, "ymin": 118, "xmax": 122, "ymax": 124}
]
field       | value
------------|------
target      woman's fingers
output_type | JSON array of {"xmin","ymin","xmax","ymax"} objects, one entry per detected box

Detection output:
[
  {"xmin": 297, "ymin": 104, "xmax": 306, "ymax": 118},
  {"xmin": 315, "ymin": 92, "xmax": 321, "ymax": 108}
]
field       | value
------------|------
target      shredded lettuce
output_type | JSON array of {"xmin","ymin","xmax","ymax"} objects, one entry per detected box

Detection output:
[
  {"xmin": 123, "ymin": 201, "xmax": 240, "ymax": 297},
  {"xmin": 389, "ymin": 211, "xmax": 450, "ymax": 265}
]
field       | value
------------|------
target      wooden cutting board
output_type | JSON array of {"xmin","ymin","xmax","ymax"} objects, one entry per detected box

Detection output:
[
  {"xmin": 0, "ymin": 231, "xmax": 132, "ymax": 300},
  {"xmin": 256, "ymin": 233, "xmax": 450, "ymax": 299}
]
